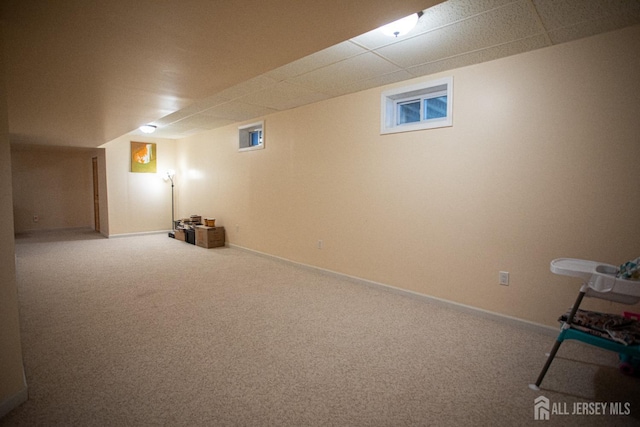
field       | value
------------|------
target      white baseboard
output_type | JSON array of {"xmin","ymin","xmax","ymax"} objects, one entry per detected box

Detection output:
[
  {"xmin": 0, "ymin": 383, "xmax": 27, "ymax": 419},
  {"xmin": 15, "ymin": 226, "xmax": 94, "ymax": 235},
  {"xmin": 108, "ymin": 230, "xmax": 170, "ymax": 238},
  {"xmin": 228, "ymin": 243, "xmax": 557, "ymax": 337}
]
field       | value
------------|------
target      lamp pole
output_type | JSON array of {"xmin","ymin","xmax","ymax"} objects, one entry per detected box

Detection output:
[
  {"xmin": 165, "ymin": 170, "xmax": 176, "ymax": 230},
  {"xmin": 169, "ymin": 175, "xmax": 175, "ymax": 230}
]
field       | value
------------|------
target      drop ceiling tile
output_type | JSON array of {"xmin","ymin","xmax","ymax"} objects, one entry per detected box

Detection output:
[
  {"xmin": 199, "ymin": 101, "xmax": 278, "ymax": 122},
  {"xmin": 547, "ymin": 13, "xmax": 640, "ymax": 44},
  {"xmin": 533, "ymin": 0, "xmax": 640, "ymax": 31},
  {"xmin": 154, "ymin": 93, "xmax": 233, "ymax": 126},
  {"xmin": 154, "ymin": 125, "xmax": 218, "ymax": 139},
  {"xmin": 157, "ymin": 122, "xmax": 195, "ymax": 133},
  {"xmin": 333, "ymin": 70, "xmax": 415, "ymax": 96},
  {"xmin": 265, "ymin": 42, "xmax": 367, "ymax": 81},
  {"xmin": 215, "ymin": 75, "xmax": 279, "ymax": 101},
  {"xmin": 157, "ymin": 123, "xmax": 196, "ymax": 134},
  {"xmin": 288, "ymin": 52, "xmax": 402, "ymax": 94},
  {"xmin": 375, "ymin": 0, "xmax": 543, "ymax": 68},
  {"xmin": 406, "ymin": 34, "xmax": 548, "ymax": 77},
  {"xmin": 185, "ymin": 93, "xmax": 235, "ymax": 113},
  {"xmin": 238, "ymin": 81, "xmax": 331, "ymax": 111},
  {"xmin": 417, "ymin": 0, "xmax": 521, "ymax": 29},
  {"xmin": 352, "ymin": 0, "xmax": 517, "ymax": 50},
  {"xmin": 178, "ymin": 128, "xmax": 212, "ymax": 137},
  {"xmin": 169, "ymin": 114, "xmax": 237, "ymax": 130},
  {"xmin": 153, "ymin": 109, "xmax": 197, "ymax": 127},
  {"xmin": 152, "ymin": 117, "xmax": 232, "ymax": 138}
]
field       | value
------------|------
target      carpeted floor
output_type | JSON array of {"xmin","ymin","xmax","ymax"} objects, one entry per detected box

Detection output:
[{"xmin": 2, "ymin": 229, "xmax": 639, "ymax": 426}]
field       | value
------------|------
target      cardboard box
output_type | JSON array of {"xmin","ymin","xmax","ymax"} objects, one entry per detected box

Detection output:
[
  {"xmin": 174, "ymin": 229, "xmax": 186, "ymax": 242},
  {"xmin": 196, "ymin": 226, "xmax": 225, "ymax": 248}
]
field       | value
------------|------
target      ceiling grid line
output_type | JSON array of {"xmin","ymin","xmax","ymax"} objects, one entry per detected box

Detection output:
[
  {"xmin": 144, "ymin": 0, "xmax": 640, "ymax": 140},
  {"xmin": 525, "ymin": 0, "xmax": 553, "ymax": 45},
  {"xmin": 3, "ymin": 0, "xmax": 639, "ymax": 145}
]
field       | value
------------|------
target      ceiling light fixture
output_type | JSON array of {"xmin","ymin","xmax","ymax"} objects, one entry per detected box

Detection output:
[
  {"xmin": 380, "ymin": 11, "xmax": 423, "ymax": 38},
  {"xmin": 139, "ymin": 124, "xmax": 157, "ymax": 134}
]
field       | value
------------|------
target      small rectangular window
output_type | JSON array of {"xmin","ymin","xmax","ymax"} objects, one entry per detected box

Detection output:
[
  {"xmin": 239, "ymin": 121, "xmax": 264, "ymax": 152},
  {"xmin": 381, "ymin": 77, "xmax": 453, "ymax": 134}
]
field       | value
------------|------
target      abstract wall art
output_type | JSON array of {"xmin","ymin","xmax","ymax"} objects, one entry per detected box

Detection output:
[{"xmin": 130, "ymin": 141, "xmax": 157, "ymax": 173}]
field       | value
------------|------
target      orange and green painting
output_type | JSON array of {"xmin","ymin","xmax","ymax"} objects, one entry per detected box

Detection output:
[{"xmin": 131, "ymin": 142, "xmax": 157, "ymax": 173}]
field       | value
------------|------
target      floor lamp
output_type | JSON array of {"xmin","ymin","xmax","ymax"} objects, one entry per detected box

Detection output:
[{"xmin": 164, "ymin": 169, "xmax": 176, "ymax": 230}]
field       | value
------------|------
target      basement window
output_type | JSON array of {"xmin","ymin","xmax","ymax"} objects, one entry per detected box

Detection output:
[
  {"xmin": 238, "ymin": 121, "xmax": 264, "ymax": 152},
  {"xmin": 381, "ymin": 77, "xmax": 453, "ymax": 134}
]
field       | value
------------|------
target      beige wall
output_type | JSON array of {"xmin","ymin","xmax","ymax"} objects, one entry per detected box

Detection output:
[
  {"xmin": 11, "ymin": 145, "xmax": 104, "ymax": 233},
  {"xmin": 102, "ymin": 135, "xmax": 177, "ymax": 235},
  {"xmin": 175, "ymin": 25, "xmax": 640, "ymax": 327},
  {"xmin": 95, "ymin": 148, "xmax": 109, "ymax": 236},
  {"xmin": 0, "ymin": 30, "xmax": 27, "ymax": 418}
]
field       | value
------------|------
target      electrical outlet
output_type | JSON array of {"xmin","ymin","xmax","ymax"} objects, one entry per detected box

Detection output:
[
  {"xmin": 235, "ymin": 224, "xmax": 239, "ymax": 233},
  {"xmin": 499, "ymin": 271, "xmax": 509, "ymax": 286},
  {"xmin": 317, "ymin": 240, "xmax": 323, "ymax": 249},
  {"xmin": 33, "ymin": 215, "xmax": 39, "ymax": 223}
]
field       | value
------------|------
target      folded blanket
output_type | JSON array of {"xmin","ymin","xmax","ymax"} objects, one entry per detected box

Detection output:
[
  {"xmin": 559, "ymin": 309, "xmax": 640, "ymax": 346},
  {"xmin": 618, "ymin": 257, "xmax": 640, "ymax": 280}
]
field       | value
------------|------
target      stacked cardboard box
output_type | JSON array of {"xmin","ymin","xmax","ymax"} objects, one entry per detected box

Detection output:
[
  {"xmin": 172, "ymin": 215, "xmax": 203, "ymax": 245},
  {"xmin": 171, "ymin": 215, "xmax": 225, "ymax": 249},
  {"xmin": 195, "ymin": 226, "xmax": 225, "ymax": 248}
]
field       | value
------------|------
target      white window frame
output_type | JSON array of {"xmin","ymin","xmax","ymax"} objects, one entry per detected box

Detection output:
[
  {"xmin": 380, "ymin": 76, "xmax": 453, "ymax": 135},
  {"xmin": 238, "ymin": 121, "xmax": 264, "ymax": 152}
]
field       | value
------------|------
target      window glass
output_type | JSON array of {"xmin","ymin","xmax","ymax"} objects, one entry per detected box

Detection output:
[
  {"xmin": 397, "ymin": 100, "xmax": 420, "ymax": 125},
  {"xmin": 250, "ymin": 130, "xmax": 262, "ymax": 146},
  {"xmin": 424, "ymin": 96, "xmax": 447, "ymax": 120}
]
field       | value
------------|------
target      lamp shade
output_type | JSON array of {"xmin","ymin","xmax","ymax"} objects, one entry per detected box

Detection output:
[
  {"xmin": 380, "ymin": 13, "xmax": 420, "ymax": 37},
  {"xmin": 140, "ymin": 124, "xmax": 157, "ymax": 134},
  {"xmin": 164, "ymin": 169, "xmax": 175, "ymax": 181}
]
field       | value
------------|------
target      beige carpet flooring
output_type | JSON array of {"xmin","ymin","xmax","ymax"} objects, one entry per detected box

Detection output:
[{"xmin": 2, "ymin": 229, "xmax": 639, "ymax": 426}]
